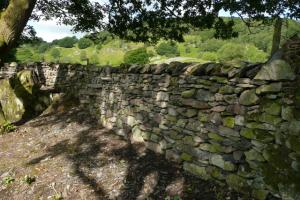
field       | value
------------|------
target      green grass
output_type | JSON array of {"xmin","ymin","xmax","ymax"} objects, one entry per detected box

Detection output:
[{"xmin": 40, "ymin": 40, "xmax": 145, "ymax": 66}]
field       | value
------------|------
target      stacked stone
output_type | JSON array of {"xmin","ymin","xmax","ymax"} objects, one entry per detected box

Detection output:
[
  {"xmin": 1, "ymin": 58, "xmax": 299, "ymax": 199},
  {"xmin": 83, "ymin": 60, "xmax": 300, "ymax": 200}
]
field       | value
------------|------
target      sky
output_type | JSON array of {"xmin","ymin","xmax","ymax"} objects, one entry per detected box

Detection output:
[
  {"xmin": 28, "ymin": 20, "xmax": 85, "ymax": 42},
  {"xmin": 28, "ymin": 0, "xmax": 103, "ymax": 42}
]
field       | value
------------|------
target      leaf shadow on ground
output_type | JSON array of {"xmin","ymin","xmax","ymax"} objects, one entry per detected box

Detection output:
[{"xmin": 24, "ymin": 105, "xmax": 241, "ymax": 200}]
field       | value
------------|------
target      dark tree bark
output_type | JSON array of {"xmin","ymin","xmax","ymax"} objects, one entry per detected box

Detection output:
[
  {"xmin": 0, "ymin": 0, "xmax": 36, "ymax": 57},
  {"xmin": 271, "ymin": 17, "xmax": 283, "ymax": 56}
]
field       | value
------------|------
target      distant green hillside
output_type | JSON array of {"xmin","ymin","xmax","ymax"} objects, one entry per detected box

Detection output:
[{"xmin": 6, "ymin": 18, "xmax": 300, "ymax": 66}]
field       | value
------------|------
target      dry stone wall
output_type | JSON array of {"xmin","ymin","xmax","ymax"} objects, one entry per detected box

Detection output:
[{"xmin": 1, "ymin": 59, "xmax": 300, "ymax": 199}]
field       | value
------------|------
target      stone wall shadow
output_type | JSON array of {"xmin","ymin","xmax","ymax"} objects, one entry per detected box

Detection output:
[
  {"xmin": 24, "ymin": 63, "xmax": 241, "ymax": 199},
  {"xmin": 26, "ymin": 107, "xmax": 108, "ymax": 199},
  {"xmin": 83, "ymin": 64, "xmax": 243, "ymax": 199}
]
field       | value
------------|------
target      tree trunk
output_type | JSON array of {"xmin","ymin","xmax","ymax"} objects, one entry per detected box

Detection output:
[
  {"xmin": 0, "ymin": 0, "xmax": 36, "ymax": 57},
  {"xmin": 271, "ymin": 17, "xmax": 283, "ymax": 56}
]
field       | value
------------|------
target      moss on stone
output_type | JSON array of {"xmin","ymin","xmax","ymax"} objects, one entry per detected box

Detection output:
[
  {"xmin": 207, "ymin": 166, "xmax": 225, "ymax": 180},
  {"xmin": 183, "ymin": 162, "xmax": 211, "ymax": 180},
  {"xmin": 198, "ymin": 112, "xmax": 208, "ymax": 122},
  {"xmin": 219, "ymin": 85, "xmax": 235, "ymax": 94},
  {"xmin": 239, "ymin": 89, "xmax": 259, "ymax": 106},
  {"xmin": 252, "ymin": 189, "xmax": 269, "ymax": 200},
  {"xmin": 199, "ymin": 143, "xmax": 223, "ymax": 153},
  {"xmin": 180, "ymin": 153, "xmax": 193, "ymax": 161},
  {"xmin": 181, "ymin": 89, "xmax": 196, "ymax": 98},
  {"xmin": 259, "ymin": 113, "xmax": 282, "ymax": 125},
  {"xmin": 0, "ymin": 79, "xmax": 25, "ymax": 123},
  {"xmin": 226, "ymin": 174, "xmax": 250, "ymax": 194},
  {"xmin": 183, "ymin": 136, "xmax": 194, "ymax": 145},
  {"xmin": 208, "ymin": 132, "xmax": 224, "ymax": 142},
  {"xmin": 262, "ymin": 101, "xmax": 281, "ymax": 116},
  {"xmin": 223, "ymin": 117, "xmax": 235, "ymax": 128},
  {"xmin": 260, "ymin": 145, "xmax": 300, "ymax": 197},
  {"xmin": 210, "ymin": 154, "xmax": 236, "ymax": 171},
  {"xmin": 0, "ymin": 105, "xmax": 6, "ymax": 125},
  {"xmin": 282, "ymin": 106, "xmax": 294, "ymax": 121},
  {"xmin": 256, "ymin": 83, "xmax": 282, "ymax": 94},
  {"xmin": 245, "ymin": 149, "xmax": 265, "ymax": 162},
  {"xmin": 254, "ymin": 130, "xmax": 274, "ymax": 143},
  {"xmin": 240, "ymin": 128, "xmax": 255, "ymax": 139},
  {"xmin": 286, "ymin": 136, "xmax": 300, "ymax": 153}
]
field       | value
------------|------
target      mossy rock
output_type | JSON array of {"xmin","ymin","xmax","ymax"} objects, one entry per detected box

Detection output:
[
  {"xmin": 219, "ymin": 85, "xmax": 235, "ymax": 94},
  {"xmin": 245, "ymin": 149, "xmax": 265, "ymax": 162},
  {"xmin": 210, "ymin": 154, "xmax": 236, "ymax": 171},
  {"xmin": 295, "ymin": 88, "xmax": 300, "ymax": 110},
  {"xmin": 226, "ymin": 174, "xmax": 250, "ymax": 194},
  {"xmin": 240, "ymin": 128, "xmax": 255, "ymax": 139},
  {"xmin": 252, "ymin": 190, "xmax": 269, "ymax": 200},
  {"xmin": 183, "ymin": 162, "xmax": 211, "ymax": 180},
  {"xmin": 239, "ymin": 89, "xmax": 259, "ymax": 106},
  {"xmin": 198, "ymin": 112, "xmax": 209, "ymax": 122},
  {"xmin": 254, "ymin": 59, "xmax": 296, "ymax": 81},
  {"xmin": 286, "ymin": 135, "xmax": 300, "ymax": 153},
  {"xmin": 12, "ymin": 71, "xmax": 50, "ymax": 118},
  {"xmin": 199, "ymin": 143, "xmax": 223, "ymax": 153},
  {"xmin": 181, "ymin": 89, "xmax": 196, "ymax": 98},
  {"xmin": 259, "ymin": 113, "xmax": 282, "ymax": 125},
  {"xmin": 223, "ymin": 117, "xmax": 235, "ymax": 128},
  {"xmin": 256, "ymin": 83, "xmax": 282, "ymax": 94},
  {"xmin": 180, "ymin": 153, "xmax": 193, "ymax": 161},
  {"xmin": 261, "ymin": 101, "xmax": 281, "ymax": 116},
  {"xmin": 260, "ymin": 145, "xmax": 300, "ymax": 197},
  {"xmin": 0, "ymin": 79, "xmax": 25, "ymax": 123},
  {"xmin": 208, "ymin": 132, "xmax": 224, "ymax": 142},
  {"xmin": 0, "ymin": 70, "xmax": 51, "ymax": 123}
]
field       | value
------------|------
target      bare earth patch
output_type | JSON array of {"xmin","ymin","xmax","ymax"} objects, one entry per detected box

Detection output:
[{"xmin": 0, "ymin": 106, "xmax": 243, "ymax": 200}]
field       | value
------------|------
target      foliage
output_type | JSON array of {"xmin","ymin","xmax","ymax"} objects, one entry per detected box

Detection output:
[
  {"xmin": 2, "ymin": 176, "xmax": 15, "ymax": 185},
  {"xmin": 105, "ymin": 0, "xmax": 300, "ymax": 43},
  {"xmin": 2, "ymin": 48, "xmax": 17, "ymax": 62},
  {"xmin": 96, "ymin": 44, "xmax": 103, "ymax": 50},
  {"xmin": 199, "ymin": 39, "xmax": 226, "ymax": 52},
  {"xmin": 38, "ymin": 43, "xmax": 51, "ymax": 53},
  {"xmin": 18, "ymin": 25, "xmax": 44, "ymax": 46},
  {"xmin": 15, "ymin": 48, "xmax": 33, "ymax": 63},
  {"xmin": 156, "ymin": 42, "xmax": 180, "ymax": 57},
  {"xmin": 201, "ymin": 52, "xmax": 218, "ymax": 62},
  {"xmin": 85, "ymin": 31, "xmax": 113, "ymax": 45},
  {"xmin": 78, "ymin": 38, "xmax": 94, "ymax": 49},
  {"xmin": 60, "ymin": 56, "xmax": 73, "ymax": 64},
  {"xmin": 243, "ymin": 44, "xmax": 268, "ymax": 63},
  {"xmin": 0, "ymin": 121, "xmax": 16, "ymax": 135},
  {"xmin": 1, "ymin": 0, "xmax": 300, "ymax": 60},
  {"xmin": 148, "ymin": 50, "xmax": 156, "ymax": 57},
  {"xmin": 124, "ymin": 48, "xmax": 150, "ymax": 64},
  {"xmin": 51, "ymin": 49, "xmax": 61, "ymax": 62},
  {"xmin": 214, "ymin": 18, "xmax": 238, "ymax": 39},
  {"xmin": 22, "ymin": 175, "xmax": 36, "ymax": 185},
  {"xmin": 80, "ymin": 51, "xmax": 88, "ymax": 62},
  {"xmin": 52, "ymin": 194, "xmax": 64, "ymax": 200},
  {"xmin": 217, "ymin": 43, "xmax": 245, "ymax": 61},
  {"xmin": 8, "ymin": 18, "xmax": 300, "ymax": 66},
  {"xmin": 217, "ymin": 43, "xmax": 267, "ymax": 62},
  {"xmin": 90, "ymin": 54, "xmax": 100, "ymax": 65},
  {"xmin": 55, "ymin": 37, "xmax": 78, "ymax": 48}
]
